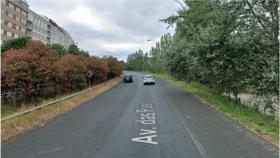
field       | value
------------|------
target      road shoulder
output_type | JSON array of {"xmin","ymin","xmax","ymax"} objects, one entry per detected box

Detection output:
[
  {"xmin": 1, "ymin": 78, "xmax": 121, "ymax": 143},
  {"xmin": 153, "ymin": 73, "xmax": 279, "ymax": 148}
]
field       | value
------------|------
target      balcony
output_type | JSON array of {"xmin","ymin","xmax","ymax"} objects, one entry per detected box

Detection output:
[{"xmin": 27, "ymin": 24, "xmax": 33, "ymax": 31}]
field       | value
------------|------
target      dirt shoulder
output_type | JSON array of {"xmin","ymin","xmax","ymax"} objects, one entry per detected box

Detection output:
[
  {"xmin": 153, "ymin": 73, "xmax": 279, "ymax": 148},
  {"xmin": 1, "ymin": 78, "xmax": 121, "ymax": 143}
]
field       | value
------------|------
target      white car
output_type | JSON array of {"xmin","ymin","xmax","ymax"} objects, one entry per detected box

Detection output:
[{"xmin": 143, "ymin": 75, "xmax": 155, "ymax": 85}]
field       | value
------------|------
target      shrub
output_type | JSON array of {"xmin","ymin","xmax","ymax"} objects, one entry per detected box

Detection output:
[
  {"xmin": 73, "ymin": 74, "xmax": 87, "ymax": 90},
  {"xmin": 1, "ymin": 36, "xmax": 31, "ymax": 52},
  {"xmin": 54, "ymin": 54, "xmax": 87, "ymax": 90},
  {"xmin": 81, "ymin": 57, "xmax": 109, "ymax": 84},
  {"xmin": 104, "ymin": 56, "xmax": 123, "ymax": 78},
  {"xmin": 49, "ymin": 43, "xmax": 67, "ymax": 56},
  {"xmin": 67, "ymin": 43, "xmax": 80, "ymax": 55},
  {"xmin": 1, "ymin": 40, "xmax": 124, "ymax": 106},
  {"xmin": 1, "ymin": 41, "xmax": 57, "ymax": 97}
]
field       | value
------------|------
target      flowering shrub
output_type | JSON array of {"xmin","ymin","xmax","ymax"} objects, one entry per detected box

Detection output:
[
  {"xmin": 54, "ymin": 54, "xmax": 87, "ymax": 90},
  {"xmin": 80, "ymin": 56, "xmax": 109, "ymax": 84},
  {"xmin": 1, "ymin": 40, "xmax": 123, "ymax": 105},
  {"xmin": 104, "ymin": 56, "xmax": 123, "ymax": 79},
  {"xmin": 2, "ymin": 41, "xmax": 57, "ymax": 97}
]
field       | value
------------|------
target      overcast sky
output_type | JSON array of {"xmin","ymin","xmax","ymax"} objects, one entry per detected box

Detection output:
[{"xmin": 27, "ymin": 0, "xmax": 179, "ymax": 60}]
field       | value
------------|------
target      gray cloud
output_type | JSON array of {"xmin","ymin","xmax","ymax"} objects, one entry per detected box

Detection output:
[{"xmin": 27, "ymin": 0, "xmax": 179, "ymax": 60}]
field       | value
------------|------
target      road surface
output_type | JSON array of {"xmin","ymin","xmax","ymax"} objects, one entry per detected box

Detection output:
[{"xmin": 2, "ymin": 72, "xmax": 279, "ymax": 158}]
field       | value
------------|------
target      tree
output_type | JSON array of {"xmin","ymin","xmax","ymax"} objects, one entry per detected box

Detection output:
[
  {"xmin": 67, "ymin": 43, "xmax": 80, "ymax": 55},
  {"xmin": 127, "ymin": 0, "xmax": 279, "ymax": 106},
  {"xmin": 126, "ymin": 49, "xmax": 145, "ymax": 71},
  {"xmin": 49, "ymin": 43, "xmax": 67, "ymax": 56},
  {"xmin": 79, "ymin": 49, "xmax": 90, "ymax": 57},
  {"xmin": 104, "ymin": 56, "xmax": 123, "ymax": 78},
  {"xmin": 1, "ymin": 36, "xmax": 31, "ymax": 52}
]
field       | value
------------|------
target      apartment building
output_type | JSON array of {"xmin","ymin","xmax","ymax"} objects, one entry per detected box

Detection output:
[
  {"xmin": 27, "ymin": 10, "xmax": 50, "ymax": 44},
  {"xmin": 1, "ymin": 0, "xmax": 29, "ymax": 44},
  {"xmin": 1, "ymin": 0, "xmax": 74, "ymax": 48},
  {"xmin": 63, "ymin": 30, "xmax": 74, "ymax": 48},
  {"xmin": 49, "ymin": 19, "xmax": 74, "ymax": 48}
]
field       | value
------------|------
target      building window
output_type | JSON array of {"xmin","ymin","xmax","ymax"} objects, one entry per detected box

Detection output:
[
  {"xmin": 8, "ymin": 2, "xmax": 14, "ymax": 9},
  {"xmin": 16, "ymin": 7, "xmax": 21, "ymax": 13},
  {"xmin": 16, "ymin": 16, "xmax": 20, "ymax": 21},
  {"xmin": 1, "ymin": 30, "xmax": 3, "ymax": 34},
  {"xmin": 22, "ymin": 11, "xmax": 27, "ymax": 17},
  {"xmin": 15, "ymin": 26, "xmax": 19, "ymax": 30},
  {"xmin": 7, "ymin": 32, "xmax": 12, "ymax": 37},
  {"xmin": 8, "ymin": 13, "xmax": 13, "ymax": 18},
  {"xmin": 7, "ymin": 22, "xmax": 12, "ymax": 28},
  {"xmin": 1, "ymin": 9, "xmax": 5, "ymax": 14},
  {"xmin": 21, "ymin": 28, "xmax": 25, "ymax": 33},
  {"xmin": 21, "ymin": 19, "xmax": 26, "ymax": 24}
]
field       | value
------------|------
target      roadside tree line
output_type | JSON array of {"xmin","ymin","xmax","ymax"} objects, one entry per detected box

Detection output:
[
  {"xmin": 1, "ymin": 37, "xmax": 123, "ymax": 105},
  {"xmin": 126, "ymin": 0, "xmax": 278, "ymax": 111}
]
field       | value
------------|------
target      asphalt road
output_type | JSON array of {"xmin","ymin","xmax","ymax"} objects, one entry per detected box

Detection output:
[{"xmin": 2, "ymin": 72, "xmax": 279, "ymax": 158}]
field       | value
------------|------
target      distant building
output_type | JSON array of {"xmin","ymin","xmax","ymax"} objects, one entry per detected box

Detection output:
[
  {"xmin": 62, "ymin": 29, "xmax": 74, "ymax": 48},
  {"xmin": 1, "ymin": 0, "xmax": 74, "ymax": 48},
  {"xmin": 49, "ymin": 19, "xmax": 74, "ymax": 48},
  {"xmin": 1, "ymin": 0, "xmax": 29, "ymax": 44},
  {"xmin": 27, "ymin": 10, "xmax": 50, "ymax": 44}
]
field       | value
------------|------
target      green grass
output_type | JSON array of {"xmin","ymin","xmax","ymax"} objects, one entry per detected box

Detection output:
[
  {"xmin": 153, "ymin": 72, "xmax": 279, "ymax": 146},
  {"xmin": 1, "ymin": 95, "xmax": 63, "ymax": 118}
]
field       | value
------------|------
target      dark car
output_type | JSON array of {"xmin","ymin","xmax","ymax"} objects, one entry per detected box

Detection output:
[{"xmin": 123, "ymin": 74, "xmax": 133, "ymax": 83}]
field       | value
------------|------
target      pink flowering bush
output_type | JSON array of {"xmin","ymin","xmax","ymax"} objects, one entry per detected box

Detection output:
[
  {"xmin": 1, "ymin": 40, "xmax": 124, "ymax": 105},
  {"xmin": 2, "ymin": 41, "xmax": 57, "ymax": 97}
]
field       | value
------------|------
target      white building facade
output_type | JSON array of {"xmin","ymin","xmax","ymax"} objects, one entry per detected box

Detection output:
[
  {"xmin": 2, "ymin": 0, "xmax": 75, "ymax": 48},
  {"xmin": 27, "ymin": 10, "xmax": 50, "ymax": 44},
  {"xmin": 49, "ymin": 19, "xmax": 74, "ymax": 48}
]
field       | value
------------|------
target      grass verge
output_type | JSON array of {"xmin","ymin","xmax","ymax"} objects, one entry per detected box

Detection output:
[
  {"xmin": 153, "ymin": 72, "xmax": 279, "ymax": 147},
  {"xmin": 1, "ymin": 78, "xmax": 121, "ymax": 143}
]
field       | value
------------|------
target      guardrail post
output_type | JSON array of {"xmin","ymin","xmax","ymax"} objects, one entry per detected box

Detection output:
[{"xmin": 12, "ymin": 91, "xmax": 17, "ymax": 109}]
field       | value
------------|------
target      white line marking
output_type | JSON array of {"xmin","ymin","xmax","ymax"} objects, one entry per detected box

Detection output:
[
  {"xmin": 139, "ymin": 129, "xmax": 157, "ymax": 136},
  {"xmin": 169, "ymin": 101, "xmax": 207, "ymax": 158}
]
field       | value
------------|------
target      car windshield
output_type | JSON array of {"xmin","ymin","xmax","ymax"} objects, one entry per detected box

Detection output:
[
  {"xmin": 145, "ymin": 75, "xmax": 153, "ymax": 78},
  {"xmin": 124, "ymin": 74, "xmax": 132, "ymax": 77}
]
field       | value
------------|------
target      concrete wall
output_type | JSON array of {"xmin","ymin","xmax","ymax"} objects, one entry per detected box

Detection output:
[{"xmin": 228, "ymin": 93, "xmax": 279, "ymax": 120}]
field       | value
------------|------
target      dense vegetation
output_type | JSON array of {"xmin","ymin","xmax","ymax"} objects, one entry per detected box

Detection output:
[
  {"xmin": 1, "ymin": 39, "xmax": 123, "ymax": 105},
  {"xmin": 126, "ymin": 0, "xmax": 278, "ymax": 111}
]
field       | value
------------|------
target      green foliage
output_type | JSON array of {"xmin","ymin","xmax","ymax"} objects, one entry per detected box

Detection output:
[
  {"xmin": 79, "ymin": 49, "xmax": 90, "ymax": 57},
  {"xmin": 1, "ymin": 36, "xmax": 31, "ymax": 52},
  {"xmin": 67, "ymin": 43, "xmax": 80, "ymax": 55},
  {"xmin": 126, "ymin": 49, "xmax": 145, "ymax": 71},
  {"xmin": 104, "ymin": 56, "xmax": 123, "ymax": 78},
  {"xmin": 67, "ymin": 44, "xmax": 90, "ymax": 56},
  {"xmin": 127, "ymin": 0, "xmax": 279, "ymax": 108},
  {"xmin": 49, "ymin": 43, "xmax": 67, "ymax": 56},
  {"xmin": 73, "ymin": 74, "xmax": 87, "ymax": 90},
  {"xmin": 155, "ymin": 72, "xmax": 278, "ymax": 142}
]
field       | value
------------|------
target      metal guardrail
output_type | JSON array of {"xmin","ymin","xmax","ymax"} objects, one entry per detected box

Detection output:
[{"xmin": 1, "ymin": 78, "xmax": 119, "ymax": 122}]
